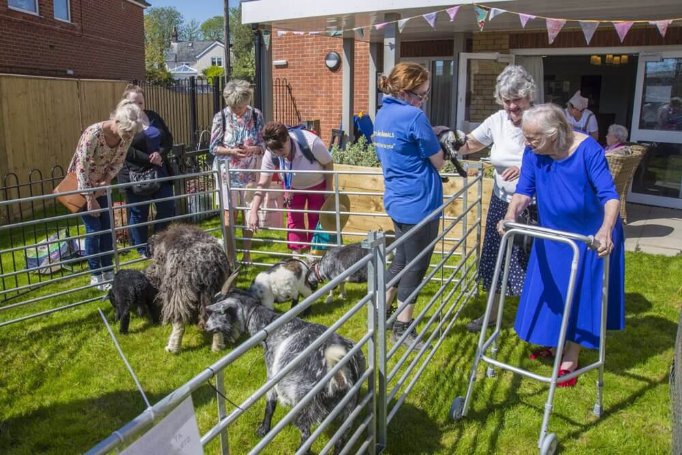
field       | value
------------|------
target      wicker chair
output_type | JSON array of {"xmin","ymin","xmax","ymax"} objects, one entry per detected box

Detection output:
[{"xmin": 605, "ymin": 143, "xmax": 648, "ymax": 223}]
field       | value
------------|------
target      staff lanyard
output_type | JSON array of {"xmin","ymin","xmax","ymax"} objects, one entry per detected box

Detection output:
[{"xmin": 278, "ymin": 137, "xmax": 295, "ymax": 190}]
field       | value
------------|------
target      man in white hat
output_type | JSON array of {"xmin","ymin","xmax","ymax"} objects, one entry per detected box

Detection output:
[{"xmin": 565, "ymin": 90, "xmax": 599, "ymax": 140}]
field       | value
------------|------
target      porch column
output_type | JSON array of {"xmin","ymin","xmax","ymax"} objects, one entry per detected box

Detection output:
[
  {"xmin": 368, "ymin": 42, "xmax": 378, "ymax": 121},
  {"xmin": 382, "ymin": 13, "xmax": 401, "ymax": 75},
  {"xmin": 261, "ymin": 27, "xmax": 274, "ymax": 122},
  {"xmin": 342, "ymin": 35, "xmax": 355, "ymax": 143}
]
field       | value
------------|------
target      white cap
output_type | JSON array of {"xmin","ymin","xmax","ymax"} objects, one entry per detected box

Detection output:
[{"xmin": 568, "ymin": 90, "xmax": 588, "ymax": 111}]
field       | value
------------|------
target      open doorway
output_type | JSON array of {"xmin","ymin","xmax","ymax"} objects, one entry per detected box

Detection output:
[{"xmin": 542, "ymin": 54, "xmax": 638, "ymax": 143}]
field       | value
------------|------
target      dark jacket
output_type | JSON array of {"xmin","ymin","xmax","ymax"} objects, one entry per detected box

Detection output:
[{"xmin": 117, "ymin": 110, "xmax": 173, "ymax": 184}]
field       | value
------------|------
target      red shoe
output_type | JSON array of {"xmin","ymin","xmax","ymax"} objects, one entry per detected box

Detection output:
[
  {"xmin": 557, "ymin": 368, "xmax": 579, "ymax": 387},
  {"xmin": 529, "ymin": 347, "xmax": 554, "ymax": 361}
]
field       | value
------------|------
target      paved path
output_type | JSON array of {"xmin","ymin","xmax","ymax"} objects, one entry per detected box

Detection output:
[{"xmin": 623, "ymin": 203, "xmax": 682, "ymax": 256}]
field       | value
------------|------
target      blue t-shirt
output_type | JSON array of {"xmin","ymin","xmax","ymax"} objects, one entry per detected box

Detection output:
[{"xmin": 374, "ymin": 96, "xmax": 442, "ymax": 224}]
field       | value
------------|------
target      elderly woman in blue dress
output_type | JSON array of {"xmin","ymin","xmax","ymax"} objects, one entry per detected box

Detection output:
[{"xmin": 499, "ymin": 103, "xmax": 625, "ymax": 387}]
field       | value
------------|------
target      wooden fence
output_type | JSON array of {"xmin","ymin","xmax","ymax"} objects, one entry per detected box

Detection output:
[{"xmin": 0, "ymin": 74, "xmax": 216, "ymax": 189}]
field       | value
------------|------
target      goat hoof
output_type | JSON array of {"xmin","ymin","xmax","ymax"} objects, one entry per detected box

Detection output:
[
  {"xmin": 325, "ymin": 295, "xmax": 333, "ymax": 305},
  {"xmin": 165, "ymin": 345, "xmax": 180, "ymax": 354},
  {"xmin": 256, "ymin": 424, "xmax": 268, "ymax": 437}
]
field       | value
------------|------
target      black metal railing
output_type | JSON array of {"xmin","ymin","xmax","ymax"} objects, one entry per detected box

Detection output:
[{"xmin": 273, "ymin": 77, "xmax": 302, "ymax": 126}]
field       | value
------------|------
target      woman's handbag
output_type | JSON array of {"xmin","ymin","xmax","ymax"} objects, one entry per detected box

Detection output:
[
  {"xmin": 53, "ymin": 172, "xmax": 86, "ymax": 213},
  {"xmin": 129, "ymin": 167, "xmax": 161, "ymax": 196}
]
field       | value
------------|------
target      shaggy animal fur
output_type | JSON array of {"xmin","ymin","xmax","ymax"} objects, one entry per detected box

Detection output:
[
  {"xmin": 107, "ymin": 269, "xmax": 159, "ymax": 334},
  {"xmin": 205, "ymin": 292, "xmax": 365, "ymax": 454},
  {"xmin": 145, "ymin": 223, "xmax": 230, "ymax": 353},
  {"xmin": 250, "ymin": 259, "xmax": 317, "ymax": 315},
  {"xmin": 308, "ymin": 243, "xmax": 368, "ymax": 304}
]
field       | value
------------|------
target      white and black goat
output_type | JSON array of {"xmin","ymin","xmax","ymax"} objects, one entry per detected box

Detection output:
[
  {"xmin": 307, "ymin": 243, "xmax": 368, "ymax": 304},
  {"xmin": 249, "ymin": 258, "xmax": 318, "ymax": 315},
  {"xmin": 205, "ymin": 287, "xmax": 366, "ymax": 454},
  {"xmin": 107, "ymin": 269, "xmax": 159, "ymax": 334},
  {"xmin": 145, "ymin": 223, "xmax": 230, "ymax": 353}
]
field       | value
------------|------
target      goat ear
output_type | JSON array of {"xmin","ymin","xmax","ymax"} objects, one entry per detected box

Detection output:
[{"xmin": 207, "ymin": 301, "xmax": 225, "ymax": 313}]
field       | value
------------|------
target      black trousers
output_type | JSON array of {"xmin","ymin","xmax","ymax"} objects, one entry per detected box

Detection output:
[{"xmin": 386, "ymin": 218, "xmax": 440, "ymax": 304}]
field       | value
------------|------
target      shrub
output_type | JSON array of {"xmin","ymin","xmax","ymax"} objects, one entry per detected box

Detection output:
[{"xmin": 330, "ymin": 137, "xmax": 379, "ymax": 167}]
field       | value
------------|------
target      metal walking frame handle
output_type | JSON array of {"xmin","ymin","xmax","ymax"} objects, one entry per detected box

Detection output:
[{"xmin": 502, "ymin": 221, "xmax": 601, "ymax": 251}]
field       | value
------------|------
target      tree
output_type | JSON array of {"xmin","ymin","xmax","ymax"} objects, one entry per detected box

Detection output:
[
  {"xmin": 144, "ymin": 7, "xmax": 184, "ymax": 70},
  {"xmin": 229, "ymin": 6, "xmax": 255, "ymax": 82},
  {"xmin": 200, "ymin": 16, "xmax": 223, "ymax": 41},
  {"xmin": 181, "ymin": 19, "xmax": 201, "ymax": 41},
  {"xmin": 202, "ymin": 65, "xmax": 225, "ymax": 84}
]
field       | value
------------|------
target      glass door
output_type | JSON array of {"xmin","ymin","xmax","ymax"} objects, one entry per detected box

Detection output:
[
  {"xmin": 407, "ymin": 57, "xmax": 456, "ymax": 127},
  {"xmin": 630, "ymin": 52, "xmax": 682, "ymax": 209},
  {"xmin": 456, "ymin": 53, "xmax": 514, "ymax": 131}
]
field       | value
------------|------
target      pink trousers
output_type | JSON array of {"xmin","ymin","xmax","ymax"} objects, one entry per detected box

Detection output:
[{"xmin": 287, "ymin": 180, "xmax": 326, "ymax": 250}]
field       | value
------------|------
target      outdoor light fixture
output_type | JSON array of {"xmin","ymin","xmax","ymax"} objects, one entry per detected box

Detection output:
[
  {"xmin": 590, "ymin": 54, "xmax": 630, "ymax": 66},
  {"xmin": 325, "ymin": 51, "xmax": 341, "ymax": 71}
]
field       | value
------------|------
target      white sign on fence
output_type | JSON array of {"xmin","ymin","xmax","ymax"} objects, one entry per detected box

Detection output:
[{"xmin": 121, "ymin": 396, "xmax": 203, "ymax": 455}]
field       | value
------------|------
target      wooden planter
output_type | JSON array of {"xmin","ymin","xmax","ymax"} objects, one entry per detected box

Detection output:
[{"xmin": 334, "ymin": 164, "xmax": 494, "ymax": 241}]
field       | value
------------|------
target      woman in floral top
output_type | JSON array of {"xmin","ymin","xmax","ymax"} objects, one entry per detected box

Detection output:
[
  {"xmin": 210, "ymin": 79, "xmax": 265, "ymax": 263},
  {"xmin": 67, "ymin": 99, "xmax": 144, "ymax": 290}
]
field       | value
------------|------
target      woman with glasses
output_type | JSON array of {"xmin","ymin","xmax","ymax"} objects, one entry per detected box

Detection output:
[
  {"xmin": 374, "ymin": 61, "xmax": 445, "ymax": 351},
  {"xmin": 565, "ymin": 90, "xmax": 599, "ymax": 140},
  {"xmin": 451, "ymin": 65, "xmax": 539, "ymax": 332}
]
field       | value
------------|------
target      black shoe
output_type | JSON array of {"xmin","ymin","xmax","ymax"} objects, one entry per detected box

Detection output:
[{"xmin": 391, "ymin": 320, "xmax": 426, "ymax": 351}]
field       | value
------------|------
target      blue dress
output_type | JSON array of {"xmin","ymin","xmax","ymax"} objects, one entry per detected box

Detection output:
[{"xmin": 513, "ymin": 137, "xmax": 625, "ymax": 349}]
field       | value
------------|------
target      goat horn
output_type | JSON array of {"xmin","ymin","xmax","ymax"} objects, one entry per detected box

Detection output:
[{"xmin": 220, "ymin": 265, "xmax": 241, "ymax": 294}]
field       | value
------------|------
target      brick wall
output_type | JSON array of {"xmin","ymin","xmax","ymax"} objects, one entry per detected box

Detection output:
[
  {"xmin": 0, "ymin": 0, "xmax": 145, "ymax": 80},
  {"xmin": 272, "ymin": 32, "xmax": 371, "ymax": 145}
]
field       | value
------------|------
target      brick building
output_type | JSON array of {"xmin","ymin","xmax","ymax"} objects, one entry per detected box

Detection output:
[
  {"xmin": 245, "ymin": 0, "xmax": 682, "ymax": 210},
  {"xmin": 0, "ymin": 0, "xmax": 148, "ymax": 80}
]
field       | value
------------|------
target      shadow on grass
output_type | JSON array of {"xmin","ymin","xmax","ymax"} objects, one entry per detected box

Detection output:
[
  {"xmin": 0, "ymin": 389, "xmax": 172, "ymax": 455},
  {"xmin": 385, "ymin": 402, "xmax": 445, "ymax": 454}
]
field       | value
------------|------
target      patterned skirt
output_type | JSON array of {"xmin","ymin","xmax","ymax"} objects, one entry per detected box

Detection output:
[{"xmin": 478, "ymin": 193, "xmax": 537, "ymax": 296}]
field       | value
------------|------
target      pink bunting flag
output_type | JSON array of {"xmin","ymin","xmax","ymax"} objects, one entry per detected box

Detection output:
[
  {"xmin": 375, "ymin": 22, "xmax": 387, "ymax": 31},
  {"xmin": 292, "ymin": 31, "xmax": 305, "ymax": 36},
  {"xmin": 423, "ymin": 12, "xmax": 437, "ymax": 29},
  {"xmin": 488, "ymin": 8, "xmax": 505, "ymax": 21},
  {"xmin": 519, "ymin": 13, "xmax": 535, "ymax": 29},
  {"xmin": 546, "ymin": 18, "xmax": 566, "ymax": 44},
  {"xmin": 446, "ymin": 6, "xmax": 460, "ymax": 22},
  {"xmin": 398, "ymin": 18, "xmax": 410, "ymax": 33},
  {"xmin": 474, "ymin": 6, "xmax": 488, "ymax": 31},
  {"xmin": 650, "ymin": 20, "xmax": 672, "ymax": 38},
  {"xmin": 579, "ymin": 21, "xmax": 599, "ymax": 45},
  {"xmin": 613, "ymin": 21, "xmax": 634, "ymax": 43}
]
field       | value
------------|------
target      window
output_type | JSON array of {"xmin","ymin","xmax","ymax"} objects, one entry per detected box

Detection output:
[
  {"xmin": 211, "ymin": 57, "xmax": 223, "ymax": 67},
  {"xmin": 8, "ymin": 0, "xmax": 38, "ymax": 14},
  {"xmin": 54, "ymin": 0, "xmax": 71, "ymax": 22}
]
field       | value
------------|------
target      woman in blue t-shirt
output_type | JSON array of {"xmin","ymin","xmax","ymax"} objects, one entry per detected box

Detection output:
[{"xmin": 374, "ymin": 62, "xmax": 445, "ymax": 351}]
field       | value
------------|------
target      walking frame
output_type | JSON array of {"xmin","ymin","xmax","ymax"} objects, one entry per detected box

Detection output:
[{"xmin": 450, "ymin": 221, "xmax": 610, "ymax": 455}]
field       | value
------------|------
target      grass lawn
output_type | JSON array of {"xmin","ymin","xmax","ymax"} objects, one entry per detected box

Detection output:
[{"xmin": 0, "ymin": 218, "xmax": 680, "ymax": 454}]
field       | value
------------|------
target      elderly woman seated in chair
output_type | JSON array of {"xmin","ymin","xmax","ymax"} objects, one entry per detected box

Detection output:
[{"xmin": 604, "ymin": 124, "xmax": 631, "ymax": 156}]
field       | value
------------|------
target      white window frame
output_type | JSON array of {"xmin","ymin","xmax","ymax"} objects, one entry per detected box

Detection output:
[
  {"xmin": 54, "ymin": 0, "xmax": 71, "ymax": 23},
  {"xmin": 8, "ymin": 0, "xmax": 39, "ymax": 15},
  {"xmin": 211, "ymin": 57, "xmax": 223, "ymax": 67}
]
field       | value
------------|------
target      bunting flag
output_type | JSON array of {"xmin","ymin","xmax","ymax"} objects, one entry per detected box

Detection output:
[
  {"xmin": 308, "ymin": 31, "xmax": 321, "ymax": 36},
  {"xmin": 474, "ymin": 6, "xmax": 488, "ymax": 31},
  {"xmin": 423, "ymin": 12, "xmax": 437, "ymax": 29},
  {"xmin": 489, "ymin": 8, "xmax": 505, "ymax": 21},
  {"xmin": 276, "ymin": 30, "xmax": 288, "ymax": 37},
  {"xmin": 262, "ymin": 31, "xmax": 271, "ymax": 50},
  {"xmin": 398, "ymin": 18, "xmax": 410, "ymax": 33},
  {"xmin": 613, "ymin": 21, "xmax": 634, "ymax": 42},
  {"xmin": 446, "ymin": 6, "xmax": 460, "ymax": 22},
  {"xmin": 546, "ymin": 18, "xmax": 566, "ymax": 44},
  {"xmin": 292, "ymin": 31, "xmax": 305, "ymax": 36},
  {"xmin": 650, "ymin": 19, "xmax": 672, "ymax": 37},
  {"xmin": 354, "ymin": 27, "xmax": 365, "ymax": 39},
  {"xmin": 518, "ymin": 13, "xmax": 535, "ymax": 28},
  {"xmin": 374, "ymin": 22, "xmax": 387, "ymax": 30},
  {"xmin": 328, "ymin": 30, "xmax": 342, "ymax": 37},
  {"xmin": 579, "ymin": 21, "xmax": 600, "ymax": 44}
]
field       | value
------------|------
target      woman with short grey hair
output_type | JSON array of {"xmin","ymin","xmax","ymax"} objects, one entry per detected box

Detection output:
[
  {"xmin": 210, "ymin": 79, "xmax": 265, "ymax": 264},
  {"xmin": 605, "ymin": 124, "xmax": 629, "ymax": 154},
  {"xmin": 498, "ymin": 103, "xmax": 625, "ymax": 387},
  {"xmin": 451, "ymin": 64, "xmax": 539, "ymax": 332}
]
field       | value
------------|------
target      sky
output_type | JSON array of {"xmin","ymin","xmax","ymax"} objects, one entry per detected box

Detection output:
[{"xmin": 146, "ymin": 0, "xmax": 240, "ymax": 24}]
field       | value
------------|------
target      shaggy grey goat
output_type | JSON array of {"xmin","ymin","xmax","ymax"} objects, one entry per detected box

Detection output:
[
  {"xmin": 145, "ymin": 223, "xmax": 230, "ymax": 353},
  {"xmin": 107, "ymin": 269, "xmax": 159, "ymax": 334},
  {"xmin": 205, "ymin": 289, "xmax": 365, "ymax": 454},
  {"xmin": 250, "ymin": 258, "xmax": 318, "ymax": 315},
  {"xmin": 308, "ymin": 243, "xmax": 368, "ymax": 304}
]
